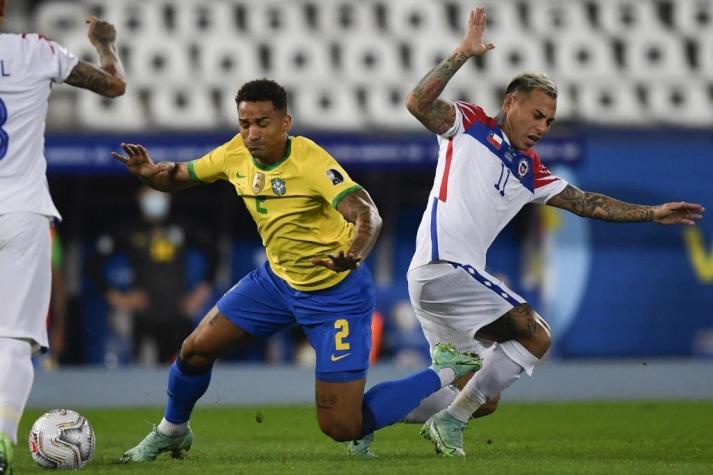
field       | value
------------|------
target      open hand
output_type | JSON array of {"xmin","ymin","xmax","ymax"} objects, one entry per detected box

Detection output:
[
  {"xmin": 311, "ymin": 251, "xmax": 362, "ymax": 273},
  {"xmin": 459, "ymin": 6, "xmax": 494, "ymax": 58},
  {"xmin": 652, "ymin": 202, "xmax": 705, "ymax": 225},
  {"xmin": 112, "ymin": 143, "xmax": 175, "ymax": 180},
  {"xmin": 86, "ymin": 16, "xmax": 116, "ymax": 47}
]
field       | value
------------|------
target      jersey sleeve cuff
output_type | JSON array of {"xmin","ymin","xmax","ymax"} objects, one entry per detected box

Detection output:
[
  {"xmin": 331, "ymin": 184, "xmax": 363, "ymax": 209},
  {"xmin": 187, "ymin": 161, "xmax": 201, "ymax": 182}
]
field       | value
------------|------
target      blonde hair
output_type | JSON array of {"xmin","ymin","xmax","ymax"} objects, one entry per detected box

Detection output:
[{"xmin": 505, "ymin": 72, "xmax": 558, "ymax": 99}]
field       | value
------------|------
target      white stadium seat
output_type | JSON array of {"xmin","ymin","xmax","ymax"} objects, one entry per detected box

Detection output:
[
  {"xmin": 363, "ymin": 84, "xmax": 417, "ymax": 129},
  {"xmin": 672, "ymin": 0, "xmax": 713, "ymax": 34},
  {"xmin": 129, "ymin": 38, "xmax": 194, "ymax": 88},
  {"xmin": 621, "ymin": 33, "xmax": 688, "ymax": 80},
  {"xmin": 577, "ymin": 81, "xmax": 642, "ymax": 124},
  {"xmin": 454, "ymin": 0, "xmax": 523, "ymax": 36},
  {"xmin": 318, "ymin": 0, "xmax": 380, "ymax": 37},
  {"xmin": 336, "ymin": 35, "xmax": 403, "ymax": 82},
  {"xmin": 76, "ymin": 88, "xmax": 147, "ymax": 131},
  {"xmin": 173, "ymin": 0, "xmax": 237, "ymax": 39},
  {"xmin": 694, "ymin": 33, "xmax": 713, "ymax": 78},
  {"xmin": 270, "ymin": 37, "xmax": 332, "ymax": 83},
  {"xmin": 551, "ymin": 33, "xmax": 618, "ymax": 81},
  {"xmin": 646, "ymin": 82, "xmax": 713, "ymax": 125},
  {"xmin": 34, "ymin": 2, "xmax": 86, "ymax": 40},
  {"xmin": 150, "ymin": 86, "xmax": 217, "ymax": 129},
  {"xmin": 239, "ymin": 0, "xmax": 310, "ymax": 40},
  {"xmin": 529, "ymin": 0, "xmax": 592, "ymax": 34},
  {"xmin": 597, "ymin": 0, "xmax": 663, "ymax": 36},
  {"xmin": 384, "ymin": 0, "xmax": 459, "ymax": 43},
  {"xmin": 292, "ymin": 84, "xmax": 363, "ymax": 130},
  {"xmin": 196, "ymin": 39, "xmax": 263, "ymax": 88},
  {"xmin": 482, "ymin": 34, "xmax": 549, "ymax": 83}
]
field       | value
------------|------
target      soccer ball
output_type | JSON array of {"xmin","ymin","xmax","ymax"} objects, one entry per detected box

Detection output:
[{"xmin": 28, "ymin": 409, "xmax": 95, "ymax": 469}]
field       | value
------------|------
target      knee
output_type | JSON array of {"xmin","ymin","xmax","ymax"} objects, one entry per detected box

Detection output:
[
  {"xmin": 318, "ymin": 420, "xmax": 361, "ymax": 442},
  {"xmin": 179, "ymin": 334, "xmax": 216, "ymax": 369}
]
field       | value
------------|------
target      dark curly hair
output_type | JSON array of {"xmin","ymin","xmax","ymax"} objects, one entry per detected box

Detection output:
[{"xmin": 235, "ymin": 79, "xmax": 288, "ymax": 111}]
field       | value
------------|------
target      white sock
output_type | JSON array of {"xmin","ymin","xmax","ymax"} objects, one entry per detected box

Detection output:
[
  {"xmin": 158, "ymin": 418, "xmax": 188, "ymax": 437},
  {"xmin": 0, "ymin": 338, "xmax": 34, "ymax": 444},
  {"xmin": 430, "ymin": 366, "xmax": 456, "ymax": 387},
  {"xmin": 403, "ymin": 385, "xmax": 459, "ymax": 423},
  {"xmin": 447, "ymin": 341, "xmax": 539, "ymax": 423}
]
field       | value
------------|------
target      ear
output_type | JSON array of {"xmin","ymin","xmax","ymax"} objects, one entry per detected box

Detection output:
[
  {"xmin": 282, "ymin": 113, "xmax": 292, "ymax": 132},
  {"xmin": 502, "ymin": 94, "xmax": 516, "ymax": 114}
]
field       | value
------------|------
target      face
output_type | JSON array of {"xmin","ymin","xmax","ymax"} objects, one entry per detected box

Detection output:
[
  {"xmin": 238, "ymin": 101, "xmax": 291, "ymax": 161},
  {"xmin": 501, "ymin": 89, "xmax": 557, "ymax": 151}
]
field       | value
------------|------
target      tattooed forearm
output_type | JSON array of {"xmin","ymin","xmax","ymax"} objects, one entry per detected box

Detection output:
[
  {"xmin": 548, "ymin": 185, "xmax": 654, "ymax": 222},
  {"xmin": 405, "ymin": 49, "xmax": 470, "ymax": 135},
  {"xmin": 65, "ymin": 61, "xmax": 110, "ymax": 95},
  {"xmin": 337, "ymin": 190, "xmax": 382, "ymax": 260}
]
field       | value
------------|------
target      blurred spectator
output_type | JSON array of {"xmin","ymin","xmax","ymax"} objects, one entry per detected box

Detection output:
[{"xmin": 91, "ymin": 186, "xmax": 217, "ymax": 365}]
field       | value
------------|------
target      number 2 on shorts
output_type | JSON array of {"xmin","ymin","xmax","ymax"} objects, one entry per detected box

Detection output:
[{"xmin": 334, "ymin": 319, "xmax": 350, "ymax": 350}]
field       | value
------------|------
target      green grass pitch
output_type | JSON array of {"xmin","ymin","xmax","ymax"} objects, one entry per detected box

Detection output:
[{"xmin": 15, "ymin": 402, "xmax": 713, "ymax": 474}]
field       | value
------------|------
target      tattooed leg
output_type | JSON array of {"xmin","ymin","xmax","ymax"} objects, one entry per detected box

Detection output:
[{"xmin": 476, "ymin": 303, "xmax": 552, "ymax": 358}]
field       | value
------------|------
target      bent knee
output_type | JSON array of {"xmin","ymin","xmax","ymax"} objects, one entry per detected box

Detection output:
[
  {"xmin": 179, "ymin": 334, "xmax": 216, "ymax": 369},
  {"xmin": 318, "ymin": 420, "xmax": 361, "ymax": 442}
]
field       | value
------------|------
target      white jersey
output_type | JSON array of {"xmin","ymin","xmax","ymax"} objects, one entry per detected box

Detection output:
[
  {"xmin": 0, "ymin": 33, "xmax": 79, "ymax": 219},
  {"xmin": 410, "ymin": 101, "xmax": 568, "ymax": 271}
]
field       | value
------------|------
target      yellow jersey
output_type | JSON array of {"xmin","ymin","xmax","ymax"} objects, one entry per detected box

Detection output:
[{"xmin": 188, "ymin": 134, "xmax": 362, "ymax": 291}]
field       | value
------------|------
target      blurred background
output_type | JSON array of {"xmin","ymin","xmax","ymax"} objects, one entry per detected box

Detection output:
[{"xmin": 4, "ymin": 0, "xmax": 712, "ymax": 396}]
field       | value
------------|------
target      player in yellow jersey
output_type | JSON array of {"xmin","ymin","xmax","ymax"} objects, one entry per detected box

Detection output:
[{"xmin": 114, "ymin": 79, "xmax": 482, "ymax": 461}]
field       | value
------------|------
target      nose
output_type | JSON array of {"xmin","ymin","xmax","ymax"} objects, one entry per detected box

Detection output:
[{"xmin": 247, "ymin": 126, "xmax": 261, "ymax": 142}]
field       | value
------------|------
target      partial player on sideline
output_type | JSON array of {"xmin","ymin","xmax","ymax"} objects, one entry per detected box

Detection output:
[{"xmin": 0, "ymin": 1, "xmax": 126, "ymax": 472}]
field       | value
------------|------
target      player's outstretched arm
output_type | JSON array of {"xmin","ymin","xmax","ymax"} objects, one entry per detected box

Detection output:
[
  {"xmin": 547, "ymin": 184, "xmax": 705, "ymax": 224},
  {"xmin": 65, "ymin": 16, "xmax": 126, "ymax": 97},
  {"xmin": 111, "ymin": 143, "xmax": 199, "ymax": 192},
  {"xmin": 311, "ymin": 189, "xmax": 383, "ymax": 272},
  {"xmin": 405, "ymin": 6, "xmax": 494, "ymax": 135}
]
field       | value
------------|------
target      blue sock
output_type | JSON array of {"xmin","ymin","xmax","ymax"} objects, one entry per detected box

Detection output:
[
  {"xmin": 360, "ymin": 368, "xmax": 440, "ymax": 436},
  {"xmin": 163, "ymin": 357, "xmax": 213, "ymax": 424}
]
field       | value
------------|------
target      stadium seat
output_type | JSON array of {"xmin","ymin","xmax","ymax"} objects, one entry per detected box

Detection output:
[
  {"xmin": 336, "ymin": 35, "xmax": 404, "ymax": 82},
  {"xmin": 384, "ymin": 0, "xmax": 459, "ymax": 43},
  {"xmin": 597, "ymin": 0, "xmax": 663, "ymax": 35},
  {"xmin": 96, "ymin": 0, "xmax": 167, "ymax": 38},
  {"xmin": 197, "ymin": 39, "xmax": 263, "ymax": 87},
  {"xmin": 34, "ymin": 1, "xmax": 85, "ymax": 40},
  {"xmin": 622, "ymin": 33, "xmax": 688, "ymax": 80},
  {"xmin": 291, "ymin": 84, "xmax": 363, "ymax": 130},
  {"xmin": 646, "ymin": 82, "xmax": 713, "ymax": 125},
  {"xmin": 151, "ymin": 86, "xmax": 218, "ymax": 129},
  {"xmin": 270, "ymin": 37, "xmax": 332, "ymax": 83},
  {"xmin": 173, "ymin": 0, "xmax": 237, "ymax": 38},
  {"xmin": 239, "ymin": 0, "xmax": 310, "ymax": 39},
  {"xmin": 129, "ymin": 39, "xmax": 193, "ymax": 87},
  {"xmin": 671, "ymin": 0, "xmax": 713, "ymax": 34},
  {"xmin": 577, "ymin": 81, "xmax": 642, "ymax": 123},
  {"xmin": 76, "ymin": 89, "xmax": 147, "ymax": 131},
  {"xmin": 528, "ymin": 0, "xmax": 592, "ymax": 34},
  {"xmin": 363, "ymin": 84, "xmax": 416, "ymax": 129},
  {"xmin": 482, "ymin": 34, "xmax": 549, "ymax": 82},
  {"xmin": 318, "ymin": 0, "xmax": 381, "ymax": 37},
  {"xmin": 551, "ymin": 34, "xmax": 617, "ymax": 81},
  {"xmin": 694, "ymin": 34, "xmax": 713, "ymax": 77},
  {"xmin": 455, "ymin": 0, "xmax": 522, "ymax": 36}
]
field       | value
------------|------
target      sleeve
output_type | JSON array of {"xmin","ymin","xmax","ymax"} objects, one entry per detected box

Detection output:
[
  {"xmin": 529, "ymin": 150, "xmax": 569, "ymax": 204},
  {"xmin": 187, "ymin": 143, "xmax": 229, "ymax": 183},
  {"xmin": 24, "ymin": 34, "xmax": 79, "ymax": 83},
  {"xmin": 441, "ymin": 101, "xmax": 496, "ymax": 138},
  {"xmin": 309, "ymin": 143, "xmax": 362, "ymax": 209}
]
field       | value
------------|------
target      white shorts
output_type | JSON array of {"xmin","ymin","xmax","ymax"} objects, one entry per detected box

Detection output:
[
  {"xmin": 0, "ymin": 213, "xmax": 52, "ymax": 350},
  {"xmin": 407, "ymin": 261, "xmax": 526, "ymax": 356}
]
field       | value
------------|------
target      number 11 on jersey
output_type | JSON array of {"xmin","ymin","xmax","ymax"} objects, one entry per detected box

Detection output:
[{"xmin": 494, "ymin": 163, "xmax": 510, "ymax": 196}]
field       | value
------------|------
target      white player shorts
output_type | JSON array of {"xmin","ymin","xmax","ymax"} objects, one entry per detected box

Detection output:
[
  {"xmin": 0, "ymin": 213, "xmax": 52, "ymax": 351},
  {"xmin": 407, "ymin": 261, "xmax": 526, "ymax": 356}
]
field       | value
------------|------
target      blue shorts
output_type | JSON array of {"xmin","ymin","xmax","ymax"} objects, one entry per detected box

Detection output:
[{"xmin": 217, "ymin": 261, "xmax": 374, "ymax": 380}]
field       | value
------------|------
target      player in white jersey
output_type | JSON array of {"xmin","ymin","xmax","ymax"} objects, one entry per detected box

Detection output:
[
  {"xmin": 398, "ymin": 6, "xmax": 704, "ymax": 457},
  {"xmin": 0, "ymin": 1, "xmax": 126, "ymax": 471}
]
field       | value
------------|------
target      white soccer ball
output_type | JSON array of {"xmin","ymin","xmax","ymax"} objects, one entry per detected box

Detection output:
[{"xmin": 28, "ymin": 409, "xmax": 96, "ymax": 470}]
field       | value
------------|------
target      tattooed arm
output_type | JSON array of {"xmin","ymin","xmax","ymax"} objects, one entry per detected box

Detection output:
[
  {"xmin": 311, "ymin": 189, "xmax": 383, "ymax": 272},
  {"xmin": 405, "ymin": 6, "xmax": 494, "ymax": 135},
  {"xmin": 548, "ymin": 184, "xmax": 705, "ymax": 225},
  {"xmin": 65, "ymin": 16, "xmax": 126, "ymax": 97}
]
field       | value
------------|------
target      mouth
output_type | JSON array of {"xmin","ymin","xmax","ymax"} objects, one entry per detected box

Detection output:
[{"xmin": 526, "ymin": 134, "xmax": 540, "ymax": 145}]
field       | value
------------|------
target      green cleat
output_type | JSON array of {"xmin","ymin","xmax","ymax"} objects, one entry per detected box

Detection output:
[
  {"xmin": 431, "ymin": 342, "xmax": 482, "ymax": 380},
  {"xmin": 120, "ymin": 425, "xmax": 192, "ymax": 463},
  {"xmin": 0, "ymin": 432, "xmax": 13, "ymax": 475},
  {"xmin": 420, "ymin": 409, "xmax": 468, "ymax": 457},
  {"xmin": 346, "ymin": 432, "xmax": 376, "ymax": 457}
]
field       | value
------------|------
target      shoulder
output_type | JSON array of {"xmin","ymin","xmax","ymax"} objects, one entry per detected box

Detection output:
[
  {"xmin": 453, "ymin": 101, "xmax": 497, "ymax": 130},
  {"xmin": 292, "ymin": 135, "xmax": 334, "ymax": 162}
]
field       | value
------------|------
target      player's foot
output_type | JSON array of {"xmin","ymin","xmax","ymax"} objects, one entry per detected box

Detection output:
[
  {"xmin": 120, "ymin": 425, "xmax": 192, "ymax": 463},
  {"xmin": 431, "ymin": 342, "xmax": 482, "ymax": 380},
  {"xmin": 420, "ymin": 409, "xmax": 467, "ymax": 457},
  {"xmin": 346, "ymin": 432, "xmax": 376, "ymax": 457},
  {"xmin": 0, "ymin": 432, "xmax": 13, "ymax": 475}
]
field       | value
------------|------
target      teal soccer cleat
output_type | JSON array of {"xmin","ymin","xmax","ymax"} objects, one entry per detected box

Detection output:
[
  {"xmin": 0, "ymin": 432, "xmax": 13, "ymax": 475},
  {"xmin": 431, "ymin": 342, "xmax": 482, "ymax": 380},
  {"xmin": 420, "ymin": 408, "xmax": 468, "ymax": 457},
  {"xmin": 346, "ymin": 432, "xmax": 376, "ymax": 457},
  {"xmin": 120, "ymin": 425, "xmax": 192, "ymax": 463}
]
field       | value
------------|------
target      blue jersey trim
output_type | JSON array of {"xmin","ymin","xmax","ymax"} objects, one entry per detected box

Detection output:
[
  {"xmin": 465, "ymin": 122, "xmax": 535, "ymax": 193},
  {"xmin": 430, "ymin": 196, "xmax": 439, "ymax": 261},
  {"xmin": 449, "ymin": 261, "xmax": 523, "ymax": 307}
]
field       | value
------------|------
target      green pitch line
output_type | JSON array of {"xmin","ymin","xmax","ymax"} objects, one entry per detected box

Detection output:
[{"xmin": 15, "ymin": 402, "xmax": 713, "ymax": 474}]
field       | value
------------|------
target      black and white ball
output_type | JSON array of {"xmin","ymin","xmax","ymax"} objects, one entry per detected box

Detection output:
[{"xmin": 29, "ymin": 409, "xmax": 95, "ymax": 469}]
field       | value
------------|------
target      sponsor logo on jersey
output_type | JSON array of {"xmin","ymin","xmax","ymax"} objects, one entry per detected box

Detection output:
[
  {"xmin": 518, "ymin": 159, "xmax": 529, "ymax": 177},
  {"xmin": 252, "ymin": 172, "xmax": 265, "ymax": 194},
  {"xmin": 271, "ymin": 177, "xmax": 286, "ymax": 196},
  {"xmin": 487, "ymin": 131, "xmax": 503, "ymax": 149},
  {"xmin": 326, "ymin": 168, "xmax": 344, "ymax": 185}
]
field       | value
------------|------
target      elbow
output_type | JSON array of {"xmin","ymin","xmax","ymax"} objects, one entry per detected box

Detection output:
[
  {"xmin": 104, "ymin": 79, "xmax": 126, "ymax": 98},
  {"xmin": 405, "ymin": 92, "xmax": 419, "ymax": 116},
  {"xmin": 372, "ymin": 211, "xmax": 383, "ymax": 238}
]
